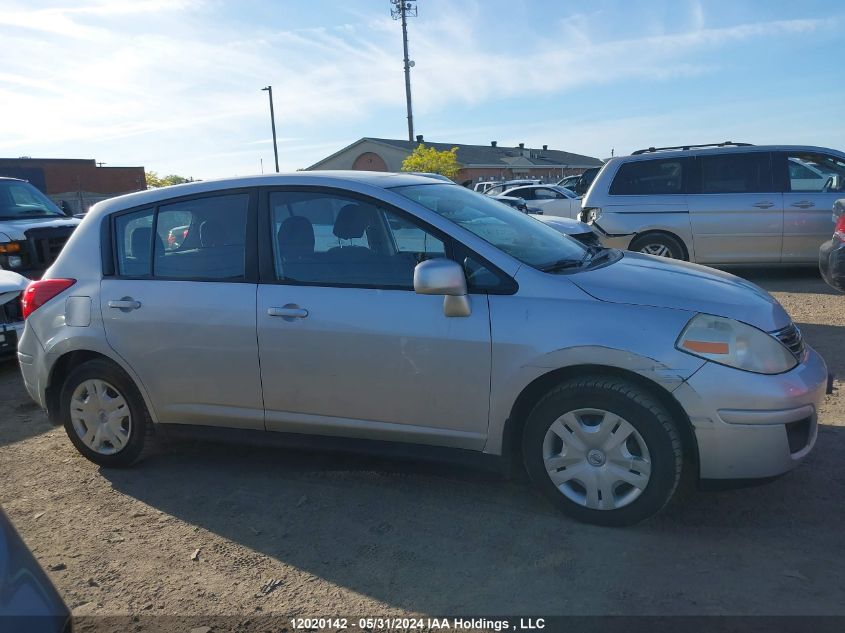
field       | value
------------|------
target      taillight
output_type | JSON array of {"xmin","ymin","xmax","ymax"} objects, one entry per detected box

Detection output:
[
  {"xmin": 834, "ymin": 215, "xmax": 845, "ymax": 243},
  {"xmin": 21, "ymin": 278, "xmax": 76, "ymax": 319}
]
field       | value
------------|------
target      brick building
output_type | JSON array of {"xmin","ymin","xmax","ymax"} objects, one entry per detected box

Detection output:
[
  {"xmin": 0, "ymin": 158, "xmax": 146, "ymax": 213},
  {"xmin": 306, "ymin": 137, "xmax": 604, "ymax": 184}
]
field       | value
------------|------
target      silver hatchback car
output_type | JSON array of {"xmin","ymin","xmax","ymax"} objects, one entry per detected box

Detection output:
[{"xmin": 17, "ymin": 172, "xmax": 828, "ymax": 526}]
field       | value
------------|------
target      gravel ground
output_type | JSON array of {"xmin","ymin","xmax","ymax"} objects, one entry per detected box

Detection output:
[{"xmin": 1, "ymin": 268, "xmax": 843, "ymax": 627}]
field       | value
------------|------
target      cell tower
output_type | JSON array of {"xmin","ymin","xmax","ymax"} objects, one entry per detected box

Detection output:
[{"xmin": 390, "ymin": 1, "xmax": 418, "ymax": 142}]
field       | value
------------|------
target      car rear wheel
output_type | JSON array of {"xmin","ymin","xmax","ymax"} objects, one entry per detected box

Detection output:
[
  {"xmin": 522, "ymin": 376, "xmax": 683, "ymax": 526},
  {"xmin": 629, "ymin": 233, "xmax": 686, "ymax": 260},
  {"xmin": 60, "ymin": 359, "xmax": 151, "ymax": 467}
]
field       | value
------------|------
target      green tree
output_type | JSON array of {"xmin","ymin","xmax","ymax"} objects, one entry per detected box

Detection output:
[
  {"xmin": 145, "ymin": 171, "xmax": 193, "ymax": 188},
  {"xmin": 400, "ymin": 144, "xmax": 461, "ymax": 180}
]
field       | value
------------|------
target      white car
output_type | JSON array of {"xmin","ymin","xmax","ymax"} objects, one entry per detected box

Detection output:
[
  {"xmin": 0, "ymin": 269, "xmax": 28, "ymax": 358},
  {"xmin": 482, "ymin": 179, "xmax": 542, "ymax": 197},
  {"xmin": 502, "ymin": 184, "xmax": 582, "ymax": 219}
]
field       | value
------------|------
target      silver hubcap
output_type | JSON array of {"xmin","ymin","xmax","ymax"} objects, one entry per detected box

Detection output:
[
  {"xmin": 542, "ymin": 408, "xmax": 651, "ymax": 511},
  {"xmin": 70, "ymin": 379, "xmax": 131, "ymax": 455},
  {"xmin": 639, "ymin": 243, "xmax": 672, "ymax": 258}
]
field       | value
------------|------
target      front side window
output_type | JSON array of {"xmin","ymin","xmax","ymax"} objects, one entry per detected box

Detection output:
[
  {"xmin": 270, "ymin": 191, "xmax": 444, "ymax": 288},
  {"xmin": 700, "ymin": 153, "xmax": 773, "ymax": 194},
  {"xmin": 393, "ymin": 183, "xmax": 587, "ymax": 269},
  {"xmin": 113, "ymin": 193, "xmax": 249, "ymax": 279},
  {"xmin": 609, "ymin": 159, "xmax": 685, "ymax": 195},
  {"xmin": 785, "ymin": 152, "xmax": 845, "ymax": 193},
  {"xmin": 533, "ymin": 188, "xmax": 560, "ymax": 200}
]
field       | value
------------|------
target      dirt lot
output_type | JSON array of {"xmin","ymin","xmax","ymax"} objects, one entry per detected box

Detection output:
[{"xmin": 1, "ymin": 268, "xmax": 844, "ymax": 627}]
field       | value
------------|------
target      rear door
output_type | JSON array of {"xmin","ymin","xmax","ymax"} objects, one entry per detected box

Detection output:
[
  {"xmin": 687, "ymin": 152, "xmax": 782, "ymax": 263},
  {"xmin": 100, "ymin": 190, "xmax": 264, "ymax": 430},
  {"xmin": 778, "ymin": 150, "xmax": 845, "ymax": 262}
]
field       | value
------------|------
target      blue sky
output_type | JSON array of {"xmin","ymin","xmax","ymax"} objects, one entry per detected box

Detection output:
[{"xmin": 1, "ymin": 0, "xmax": 843, "ymax": 179}]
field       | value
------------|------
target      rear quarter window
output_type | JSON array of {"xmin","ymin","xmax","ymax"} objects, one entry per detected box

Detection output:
[{"xmin": 609, "ymin": 159, "xmax": 685, "ymax": 195}]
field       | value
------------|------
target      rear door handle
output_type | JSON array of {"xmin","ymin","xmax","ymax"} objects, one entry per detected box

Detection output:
[
  {"xmin": 108, "ymin": 298, "xmax": 141, "ymax": 311},
  {"xmin": 267, "ymin": 304, "xmax": 309, "ymax": 320},
  {"xmin": 752, "ymin": 202, "xmax": 774, "ymax": 209},
  {"xmin": 790, "ymin": 201, "xmax": 815, "ymax": 209}
]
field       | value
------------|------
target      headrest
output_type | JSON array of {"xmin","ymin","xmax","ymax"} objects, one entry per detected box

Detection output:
[
  {"xmin": 333, "ymin": 204, "xmax": 375, "ymax": 240},
  {"xmin": 277, "ymin": 215, "xmax": 315, "ymax": 256},
  {"xmin": 199, "ymin": 220, "xmax": 225, "ymax": 247},
  {"xmin": 130, "ymin": 227, "xmax": 151, "ymax": 259}
]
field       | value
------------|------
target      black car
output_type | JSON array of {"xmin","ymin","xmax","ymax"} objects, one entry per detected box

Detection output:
[
  {"xmin": 819, "ymin": 199, "xmax": 845, "ymax": 293},
  {"xmin": 0, "ymin": 507, "xmax": 71, "ymax": 632}
]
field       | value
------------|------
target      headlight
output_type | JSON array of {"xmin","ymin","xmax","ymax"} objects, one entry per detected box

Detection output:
[
  {"xmin": 676, "ymin": 314, "xmax": 797, "ymax": 374},
  {"xmin": 581, "ymin": 207, "xmax": 602, "ymax": 223}
]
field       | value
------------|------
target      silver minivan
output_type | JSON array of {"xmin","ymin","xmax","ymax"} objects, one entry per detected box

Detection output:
[
  {"xmin": 582, "ymin": 143, "xmax": 845, "ymax": 264},
  {"xmin": 17, "ymin": 172, "xmax": 828, "ymax": 526}
]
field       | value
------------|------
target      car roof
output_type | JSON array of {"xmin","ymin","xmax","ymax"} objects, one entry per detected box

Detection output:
[
  {"xmin": 619, "ymin": 144, "xmax": 845, "ymax": 162},
  {"xmin": 90, "ymin": 171, "xmax": 441, "ymax": 215}
]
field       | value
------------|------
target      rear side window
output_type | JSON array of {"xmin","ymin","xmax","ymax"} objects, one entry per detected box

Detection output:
[
  {"xmin": 113, "ymin": 193, "xmax": 249, "ymax": 280},
  {"xmin": 700, "ymin": 153, "xmax": 773, "ymax": 194},
  {"xmin": 609, "ymin": 159, "xmax": 685, "ymax": 195}
]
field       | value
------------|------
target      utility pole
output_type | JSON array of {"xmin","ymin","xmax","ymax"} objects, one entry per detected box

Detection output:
[
  {"xmin": 390, "ymin": 1, "xmax": 417, "ymax": 142},
  {"xmin": 261, "ymin": 86, "xmax": 280, "ymax": 172}
]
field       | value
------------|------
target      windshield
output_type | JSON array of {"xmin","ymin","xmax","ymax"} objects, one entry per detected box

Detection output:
[
  {"xmin": 0, "ymin": 180, "xmax": 65, "ymax": 219},
  {"xmin": 392, "ymin": 183, "xmax": 587, "ymax": 268}
]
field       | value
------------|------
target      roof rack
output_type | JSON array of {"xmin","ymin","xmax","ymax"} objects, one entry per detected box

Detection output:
[{"xmin": 631, "ymin": 142, "xmax": 753, "ymax": 155}]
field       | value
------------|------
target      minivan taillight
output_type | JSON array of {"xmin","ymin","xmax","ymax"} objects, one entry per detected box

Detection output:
[
  {"xmin": 21, "ymin": 278, "xmax": 76, "ymax": 319},
  {"xmin": 834, "ymin": 215, "xmax": 845, "ymax": 243}
]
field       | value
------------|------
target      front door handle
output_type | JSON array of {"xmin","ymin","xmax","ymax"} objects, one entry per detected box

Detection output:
[
  {"xmin": 752, "ymin": 202, "xmax": 774, "ymax": 209},
  {"xmin": 268, "ymin": 304, "xmax": 309, "ymax": 321},
  {"xmin": 790, "ymin": 201, "xmax": 815, "ymax": 209},
  {"xmin": 108, "ymin": 298, "xmax": 141, "ymax": 311}
]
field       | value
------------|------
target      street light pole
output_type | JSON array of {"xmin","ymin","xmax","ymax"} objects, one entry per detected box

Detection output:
[{"xmin": 261, "ymin": 85, "xmax": 280, "ymax": 173}]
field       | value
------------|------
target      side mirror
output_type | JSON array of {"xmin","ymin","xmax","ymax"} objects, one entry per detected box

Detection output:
[{"xmin": 413, "ymin": 258, "xmax": 471, "ymax": 317}]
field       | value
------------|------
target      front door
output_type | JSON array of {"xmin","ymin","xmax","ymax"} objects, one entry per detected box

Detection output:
[
  {"xmin": 100, "ymin": 191, "xmax": 264, "ymax": 430},
  {"xmin": 779, "ymin": 151, "xmax": 845, "ymax": 262},
  {"xmin": 256, "ymin": 189, "xmax": 492, "ymax": 450},
  {"xmin": 688, "ymin": 152, "xmax": 783, "ymax": 264}
]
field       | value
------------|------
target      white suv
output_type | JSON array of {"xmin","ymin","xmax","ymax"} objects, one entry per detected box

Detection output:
[{"xmin": 582, "ymin": 143, "xmax": 845, "ymax": 264}]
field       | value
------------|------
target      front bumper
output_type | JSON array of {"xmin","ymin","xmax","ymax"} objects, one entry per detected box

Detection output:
[
  {"xmin": 819, "ymin": 239, "xmax": 845, "ymax": 293},
  {"xmin": 0, "ymin": 320, "xmax": 24, "ymax": 358},
  {"xmin": 673, "ymin": 346, "xmax": 828, "ymax": 480},
  {"xmin": 587, "ymin": 221, "xmax": 634, "ymax": 250}
]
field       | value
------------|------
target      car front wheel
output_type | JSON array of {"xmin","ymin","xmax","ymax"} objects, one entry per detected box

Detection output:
[
  {"xmin": 523, "ymin": 376, "xmax": 682, "ymax": 526},
  {"xmin": 629, "ymin": 233, "xmax": 686, "ymax": 260}
]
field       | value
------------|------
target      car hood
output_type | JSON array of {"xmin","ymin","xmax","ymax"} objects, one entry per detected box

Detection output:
[
  {"xmin": 0, "ymin": 217, "xmax": 80, "ymax": 241},
  {"xmin": 0, "ymin": 270, "xmax": 28, "ymax": 307},
  {"xmin": 571, "ymin": 252, "xmax": 791, "ymax": 331}
]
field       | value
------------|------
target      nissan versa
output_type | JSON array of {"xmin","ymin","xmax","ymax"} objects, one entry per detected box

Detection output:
[{"xmin": 17, "ymin": 172, "xmax": 828, "ymax": 526}]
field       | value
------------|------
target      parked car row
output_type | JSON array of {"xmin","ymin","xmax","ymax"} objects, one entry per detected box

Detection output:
[{"xmin": 16, "ymin": 171, "xmax": 828, "ymax": 527}]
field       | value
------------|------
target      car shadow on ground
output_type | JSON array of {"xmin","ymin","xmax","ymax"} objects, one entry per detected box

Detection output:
[
  {"xmin": 0, "ymin": 359, "xmax": 51, "ymax": 448},
  {"xmin": 100, "ymin": 422, "xmax": 845, "ymax": 614}
]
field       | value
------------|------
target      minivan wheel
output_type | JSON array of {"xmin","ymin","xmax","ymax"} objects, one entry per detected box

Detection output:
[
  {"xmin": 629, "ymin": 233, "xmax": 686, "ymax": 260},
  {"xmin": 60, "ymin": 359, "xmax": 151, "ymax": 467},
  {"xmin": 522, "ymin": 376, "xmax": 682, "ymax": 526}
]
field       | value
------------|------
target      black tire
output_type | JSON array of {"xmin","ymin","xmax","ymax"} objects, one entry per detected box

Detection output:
[
  {"xmin": 522, "ymin": 376, "xmax": 682, "ymax": 527},
  {"xmin": 60, "ymin": 358, "xmax": 151, "ymax": 467},
  {"xmin": 629, "ymin": 232, "xmax": 686, "ymax": 260}
]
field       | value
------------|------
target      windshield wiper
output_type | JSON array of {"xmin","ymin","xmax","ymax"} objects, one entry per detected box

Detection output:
[{"xmin": 539, "ymin": 249, "xmax": 593, "ymax": 272}]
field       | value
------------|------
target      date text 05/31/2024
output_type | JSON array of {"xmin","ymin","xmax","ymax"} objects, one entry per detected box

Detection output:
[{"xmin": 290, "ymin": 617, "xmax": 546, "ymax": 631}]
